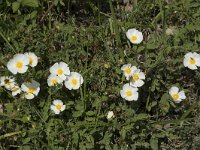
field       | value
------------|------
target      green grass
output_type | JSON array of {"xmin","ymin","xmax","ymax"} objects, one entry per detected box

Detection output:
[{"xmin": 1, "ymin": 0, "xmax": 200, "ymax": 149}]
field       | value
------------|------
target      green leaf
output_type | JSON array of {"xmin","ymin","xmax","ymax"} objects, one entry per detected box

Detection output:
[
  {"xmin": 5, "ymin": 103, "xmax": 13, "ymax": 113},
  {"xmin": 136, "ymin": 113, "xmax": 149, "ymax": 120},
  {"xmin": 146, "ymin": 43, "xmax": 158, "ymax": 50},
  {"xmin": 150, "ymin": 137, "xmax": 158, "ymax": 150},
  {"xmin": 137, "ymin": 46, "xmax": 145, "ymax": 53},
  {"xmin": 21, "ymin": 0, "xmax": 39, "ymax": 7},
  {"xmin": 59, "ymin": 0, "xmax": 65, "ymax": 6},
  {"xmin": 160, "ymin": 93, "xmax": 170, "ymax": 114},
  {"xmin": 54, "ymin": 0, "xmax": 58, "ymax": 6},
  {"xmin": 86, "ymin": 111, "xmax": 95, "ymax": 116},
  {"xmin": 72, "ymin": 111, "xmax": 83, "ymax": 118},
  {"xmin": 30, "ymin": 11, "xmax": 37, "ymax": 19},
  {"xmin": 120, "ymin": 128, "xmax": 126, "ymax": 140},
  {"xmin": 23, "ymin": 137, "xmax": 31, "ymax": 144},
  {"xmin": 12, "ymin": 2, "xmax": 20, "ymax": 13},
  {"xmin": 75, "ymin": 102, "xmax": 84, "ymax": 111}
]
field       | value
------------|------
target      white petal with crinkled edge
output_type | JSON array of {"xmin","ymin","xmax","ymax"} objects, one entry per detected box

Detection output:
[
  {"xmin": 179, "ymin": 91, "xmax": 186, "ymax": 99},
  {"xmin": 131, "ymin": 80, "xmax": 144, "ymax": 88},
  {"xmin": 50, "ymin": 105, "xmax": 60, "ymax": 114},
  {"xmin": 25, "ymin": 93, "xmax": 35, "ymax": 99},
  {"xmin": 61, "ymin": 105, "xmax": 66, "ymax": 111},
  {"xmin": 25, "ymin": 52, "xmax": 38, "ymax": 67},
  {"xmin": 169, "ymin": 86, "xmax": 179, "ymax": 95},
  {"xmin": 50, "ymin": 63, "xmax": 59, "ymax": 75},
  {"xmin": 53, "ymin": 99, "xmax": 63, "ymax": 106},
  {"xmin": 60, "ymin": 62, "xmax": 70, "ymax": 75},
  {"xmin": 126, "ymin": 28, "xmax": 137, "ymax": 39}
]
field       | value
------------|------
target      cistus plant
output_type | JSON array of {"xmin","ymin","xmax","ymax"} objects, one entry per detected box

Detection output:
[{"xmin": 1, "ymin": 0, "xmax": 200, "ymax": 149}]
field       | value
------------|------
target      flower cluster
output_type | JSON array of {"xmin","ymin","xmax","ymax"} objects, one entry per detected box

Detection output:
[
  {"xmin": 120, "ymin": 64, "xmax": 146, "ymax": 101},
  {"xmin": 2, "ymin": 28, "xmax": 198, "ymax": 118},
  {"xmin": 167, "ymin": 52, "xmax": 200, "ymax": 102},
  {"xmin": 7, "ymin": 53, "xmax": 38, "ymax": 74},
  {"xmin": 47, "ymin": 62, "xmax": 84, "ymax": 90},
  {"xmin": 168, "ymin": 52, "xmax": 200, "ymax": 103},
  {"xmin": 0, "ymin": 76, "xmax": 21, "ymax": 96},
  {"xmin": 0, "ymin": 53, "xmax": 40, "ymax": 99},
  {"xmin": 122, "ymin": 28, "xmax": 190, "ymax": 104},
  {"xmin": 47, "ymin": 62, "xmax": 84, "ymax": 114}
]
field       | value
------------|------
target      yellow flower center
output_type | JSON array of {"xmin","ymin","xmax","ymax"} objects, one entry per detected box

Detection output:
[
  {"xmin": 57, "ymin": 69, "xmax": 63, "ymax": 75},
  {"xmin": 131, "ymin": 35, "xmax": 138, "ymax": 42},
  {"xmin": 125, "ymin": 90, "xmax": 133, "ymax": 97},
  {"xmin": 133, "ymin": 74, "xmax": 140, "ymax": 81},
  {"xmin": 189, "ymin": 57, "xmax": 196, "ymax": 65},
  {"xmin": 5, "ymin": 79, "xmax": 11, "ymax": 85},
  {"xmin": 28, "ymin": 88, "xmax": 35, "ymax": 94},
  {"xmin": 56, "ymin": 104, "xmax": 62, "ymax": 110},
  {"xmin": 12, "ymin": 86, "xmax": 19, "ymax": 92},
  {"xmin": 29, "ymin": 57, "xmax": 33, "ymax": 65},
  {"xmin": 51, "ymin": 79, "xmax": 58, "ymax": 85},
  {"xmin": 172, "ymin": 93, "xmax": 179, "ymax": 100},
  {"xmin": 16, "ymin": 61, "xmax": 23, "ymax": 69},
  {"xmin": 71, "ymin": 79, "xmax": 78, "ymax": 85},
  {"xmin": 125, "ymin": 68, "xmax": 131, "ymax": 74}
]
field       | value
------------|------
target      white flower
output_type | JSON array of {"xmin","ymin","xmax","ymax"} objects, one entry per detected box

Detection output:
[
  {"xmin": 169, "ymin": 86, "xmax": 186, "ymax": 103},
  {"xmin": 7, "ymin": 54, "xmax": 29, "ymax": 74},
  {"xmin": 50, "ymin": 99, "xmax": 66, "ymax": 114},
  {"xmin": 126, "ymin": 28, "xmax": 143, "ymax": 44},
  {"xmin": 24, "ymin": 52, "xmax": 38, "ymax": 67},
  {"xmin": 130, "ymin": 69, "xmax": 145, "ymax": 87},
  {"xmin": 11, "ymin": 84, "xmax": 21, "ymax": 96},
  {"xmin": 121, "ymin": 64, "xmax": 137, "ymax": 80},
  {"xmin": 50, "ymin": 62, "xmax": 70, "ymax": 80},
  {"xmin": 0, "ymin": 76, "xmax": 15, "ymax": 90},
  {"xmin": 47, "ymin": 74, "xmax": 63, "ymax": 87},
  {"xmin": 183, "ymin": 52, "xmax": 200, "ymax": 70},
  {"xmin": 21, "ymin": 80, "xmax": 40, "ymax": 99},
  {"xmin": 120, "ymin": 83, "xmax": 139, "ymax": 101},
  {"xmin": 107, "ymin": 111, "xmax": 114, "ymax": 119},
  {"xmin": 64, "ymin": 72, "xmax": 84, "ymax": 90}
]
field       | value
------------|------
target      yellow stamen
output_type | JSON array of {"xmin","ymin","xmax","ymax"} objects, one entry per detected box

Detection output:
[
  {"xmin": 131, "ymin": 36, "xmax": 137, "ymax": 42},
  {"xmin": 125, "ymin": 68, "xmax": 131, "ymax": 74},
  {"xmin": 28, "ymin": 88, "xmax": 35, "ymax": 94},
  {"xmin": 29, "ymin": 57, "xmax": 33, "ymax": 65},
  {"xmin": 71, "ymin": 79, "xmax": 78, "ymax": 85},
  {"xmin": 57, "ymin": 69, "xmax": 63, "ymax": 75},
  {"xmin": 172, "ymin": 93, "xmax": 179, "ymax": 100},
  {"xmin": 51, "ymin": 79, "xmax": 58, "ymax": 85},
  {"xmin": 133, "ymin": 74, "xmax": 140, "ymax": 81},
  {"xmin": 126, "ymin": 90, "xmax": 133, "ymax": 97},
  {"xmin": 5, "ymin": 79, "xmax": 11, "ymax": 85},
  {"xmin": 16, "ymin": 61, "xmax": 23, "ymax": 69},
  {"xmin": 56, "ymin": 104, "xmax": 61, "ymax": 110},
  {"xmin": 12, "ymin": 86, "xmax": 19, "ymax": 92},
  {"xmin": 189, "ymin": 57, "xmax": 196, "ymax": 65}
]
